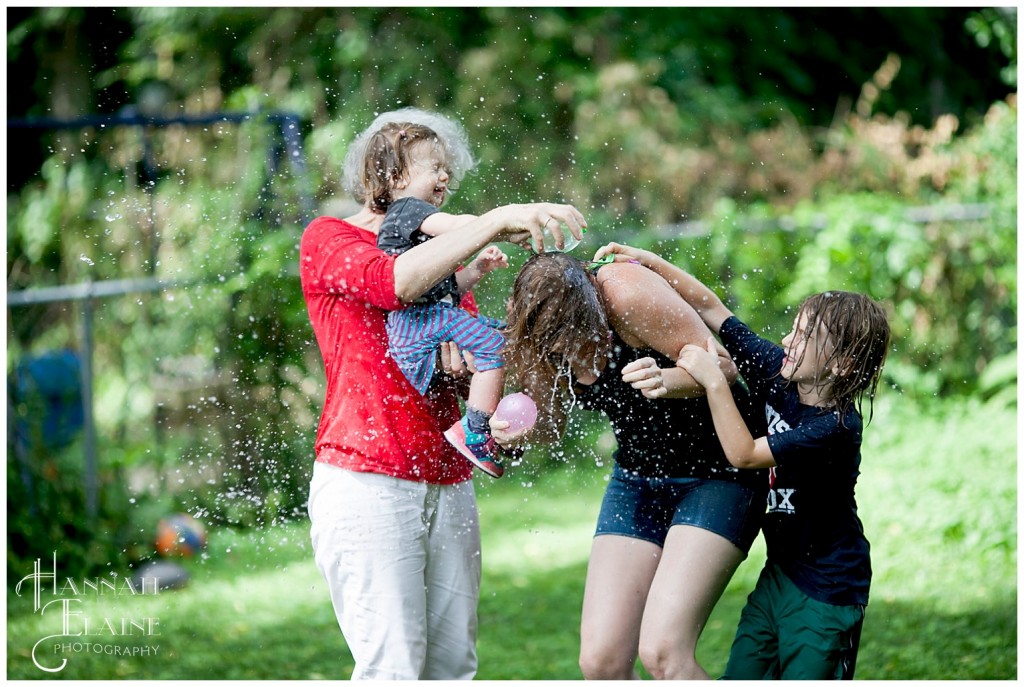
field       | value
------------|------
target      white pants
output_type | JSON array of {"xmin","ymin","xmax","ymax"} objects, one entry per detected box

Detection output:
[{"xmin": 308, "ymin": 462, "xmax": 482, "ymax": 680}]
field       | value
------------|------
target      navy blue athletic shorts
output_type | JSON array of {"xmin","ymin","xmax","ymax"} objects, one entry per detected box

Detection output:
[{"xmin": 594, "ymin": 463, "xmax": 764, "ymax": 553}]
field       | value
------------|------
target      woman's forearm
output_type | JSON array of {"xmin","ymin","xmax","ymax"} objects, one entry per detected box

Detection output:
[
  {"xmin": 658, "ymin": 367, "xmax": 707, "ymax": 399},
  {"xmin": 393, "ymin": 202, "xmax": 585, "ymax": 303},
  {"xmin": 651, "ymin": 348, "xmax": 739, "ymax": 400}
]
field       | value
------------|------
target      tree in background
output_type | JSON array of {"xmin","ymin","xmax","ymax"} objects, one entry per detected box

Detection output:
[{"xmin": 5, "ymin": 7, "xmax": 1016, "ymax": 574}]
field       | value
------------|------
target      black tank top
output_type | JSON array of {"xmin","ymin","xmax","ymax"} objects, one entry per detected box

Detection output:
[{"xmin": 575, "ymin": 331, "xmax": 765, "ymax": 486}]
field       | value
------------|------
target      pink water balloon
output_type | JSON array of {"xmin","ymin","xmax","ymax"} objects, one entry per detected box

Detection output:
[{"xmin": 493, "ymin": 392, "xmax": 537, "ymax": 433}]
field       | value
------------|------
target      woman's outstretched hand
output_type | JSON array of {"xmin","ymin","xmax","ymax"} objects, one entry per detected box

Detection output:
[{"xmin": 488, "ymin": 202, "xmax": 587, "ymax": 252}]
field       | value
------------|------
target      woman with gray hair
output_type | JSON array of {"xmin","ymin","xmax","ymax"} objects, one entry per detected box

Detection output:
[{"xmin": 301, "ymin": 107, "xmax": 584, "ymax": 680}]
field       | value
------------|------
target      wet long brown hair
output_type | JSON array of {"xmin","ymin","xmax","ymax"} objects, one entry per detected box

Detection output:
[
  {"xmin": 792, "ymin": 291, "xmax": 891, "ymax": 425},
  {"xmin": 504, "ymin": 253, "xmax": 613, "ymax": 441}
]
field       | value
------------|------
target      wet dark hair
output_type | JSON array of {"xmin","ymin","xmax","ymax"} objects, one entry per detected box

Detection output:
[
  {"xmin": 792, "ymin": 291, "xmax": 891, "ymax": 425},
  {"xmin": 504, "ymin": 253, "xmax": 613, "ymax": 441}
]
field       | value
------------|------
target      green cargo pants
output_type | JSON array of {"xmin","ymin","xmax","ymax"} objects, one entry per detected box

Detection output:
[{"xmin": 722, "ymin": 562, "xmax": 865, "ymax": 680}]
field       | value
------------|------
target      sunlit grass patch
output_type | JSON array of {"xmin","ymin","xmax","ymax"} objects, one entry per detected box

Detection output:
[{"xmin": 7, "ymin": 395, "xmax": 1016, "ymax": 679}]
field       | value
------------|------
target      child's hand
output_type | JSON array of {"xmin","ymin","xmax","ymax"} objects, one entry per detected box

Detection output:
[
  {"xmin": 677, "ymin": 336, "xmax": 728, "ymax": 389},
  {"xmin": 471, "ymin": 245, "xmax": 509, "ymax": 275},
  {"xmin": 592, "ymin": 242, "xmax": 649, "ymax": 265},
  {"xmin": 490, "ymin": 416, "xmax": 531, "ymax": 447},
  {"xmin": 621, "ymin": 356, "xmax": 669, "ymax": 399}
]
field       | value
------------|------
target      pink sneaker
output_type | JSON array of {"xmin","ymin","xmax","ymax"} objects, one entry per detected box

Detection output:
[{"xmin": 444, "ymin": 417, "xmax": 505, "ymax": 478}]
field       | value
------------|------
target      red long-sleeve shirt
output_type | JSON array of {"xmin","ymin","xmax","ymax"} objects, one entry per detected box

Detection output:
[{"xmin": 299, "ymin": 215, "xmax": 472, "ymax": 484}]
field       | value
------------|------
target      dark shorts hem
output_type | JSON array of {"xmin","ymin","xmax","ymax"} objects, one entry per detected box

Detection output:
[{"xmin": 593, "ymin": 464, "xmax": 765, "ymax": 553}]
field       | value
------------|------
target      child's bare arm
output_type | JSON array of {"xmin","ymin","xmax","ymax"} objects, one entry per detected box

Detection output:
[
  {"xmin": 455, "ymin": 246, "xmax": 509, "ymax": 294},
  {"xmin": 678, "ymin": 337, "xmax": 776, "ymax": 469},
  {"xmin": 419, "ymin": 212, "xmax": 479, "ymax": 237}
]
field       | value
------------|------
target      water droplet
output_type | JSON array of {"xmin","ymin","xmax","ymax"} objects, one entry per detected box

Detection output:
[{"xmin": 79, "ymin": 254, "xmax": 95, "ymax": 266}]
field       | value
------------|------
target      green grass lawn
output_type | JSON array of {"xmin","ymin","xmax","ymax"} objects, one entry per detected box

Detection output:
[{"xmin": 7, "ymin": 394, "xmax": 1016, "ymax": 679}]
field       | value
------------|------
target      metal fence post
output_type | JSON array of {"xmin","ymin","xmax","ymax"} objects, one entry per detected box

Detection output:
[{"xmin": 80, "ymin": 287, "xmax": 98, "ymax": 520}]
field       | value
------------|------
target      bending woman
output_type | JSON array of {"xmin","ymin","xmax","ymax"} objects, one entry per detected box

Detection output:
[
  {"xmin": 503, "ymin": 250, "xmax": 767, "ymax": 679},
  {"xmin": 301, "ymin": 107, "xmax": 584, "ymax": 680}
]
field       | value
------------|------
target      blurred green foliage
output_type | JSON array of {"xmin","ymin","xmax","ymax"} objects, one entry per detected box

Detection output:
[{"xmin": 5, "ymin": 7, "xmax": 1017, "ymax": 575}]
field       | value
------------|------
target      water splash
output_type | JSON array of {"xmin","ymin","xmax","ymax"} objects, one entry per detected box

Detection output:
[{"xmin": 551, "ymin": 358, "xmax": 579, "ymax": 413}]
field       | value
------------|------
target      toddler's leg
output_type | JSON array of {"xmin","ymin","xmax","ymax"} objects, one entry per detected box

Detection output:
[
  {"xmin": 467, "ymin": 367, "xmax": 504, "ymax": 416},
  {"xmin": 444, "ymin": 367, "xmax": 507, "ymax": 479}
]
